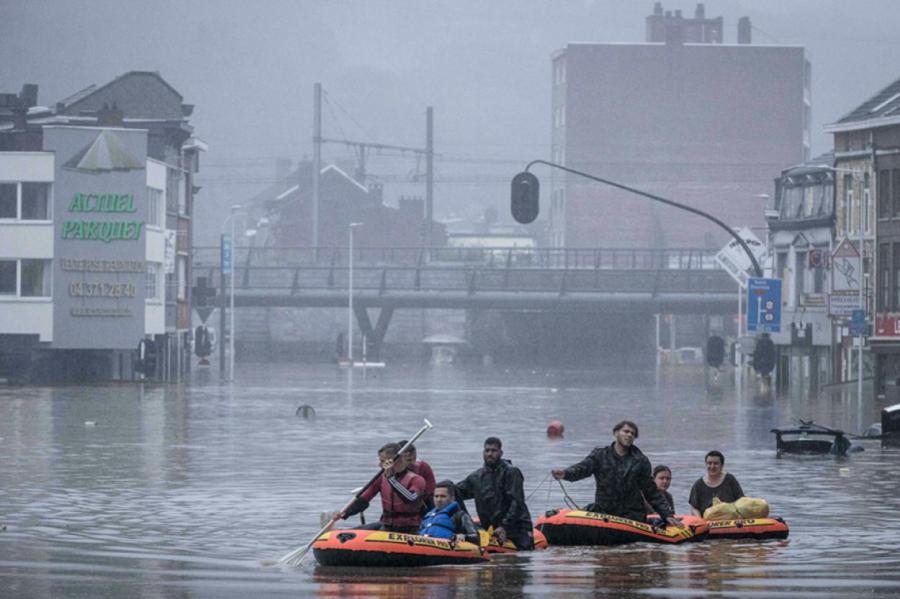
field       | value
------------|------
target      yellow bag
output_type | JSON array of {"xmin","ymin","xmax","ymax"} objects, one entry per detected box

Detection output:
[
  {"xmin": 702, "ymin": 497, "xmax": 741, "ymax": 521},
  {"xmin": 734, "ymin": 497, "xmax": 769, "ymax": 519}
]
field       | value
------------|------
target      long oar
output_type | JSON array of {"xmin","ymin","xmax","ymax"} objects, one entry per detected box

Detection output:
[{"xmin": 279, "ymin": 418, "xmax": 434, "ymax": 566}]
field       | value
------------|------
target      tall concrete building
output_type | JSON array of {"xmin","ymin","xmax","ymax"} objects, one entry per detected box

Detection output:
[{"xmin": 548, "ymin": 3, "xmax": 810, "ymax": 249}]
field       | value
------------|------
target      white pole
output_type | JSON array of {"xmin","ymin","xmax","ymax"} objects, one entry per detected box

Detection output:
[
  {"xmin": 348, "ymin": 225, "xmax": 354, "ymax": 364},
  {"xmin": 230, "ymin": 212, "xmax": 236, "ymax": 382}
]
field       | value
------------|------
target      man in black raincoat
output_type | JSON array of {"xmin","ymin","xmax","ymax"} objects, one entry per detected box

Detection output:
[
  {"xmin": 456, "ymin": 437, "xmax": 534, "ymax": 549},
  {"xmin": 552, "ymin": 420, "xmax": 682, "ymax": 526}
]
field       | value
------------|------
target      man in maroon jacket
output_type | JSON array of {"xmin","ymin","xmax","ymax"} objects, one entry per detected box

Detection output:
[
  {"xmin": 398, "ymin": 440, "xmax": 436, "ymax": 513},
  {"xmin": 340, "ymin": 442, "xmax": 426, "ymax": 534}
]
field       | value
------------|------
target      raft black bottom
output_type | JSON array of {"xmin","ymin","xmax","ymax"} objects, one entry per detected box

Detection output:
[{"xmin": 313, "ymin": 548, "xmax": 483, "ymax": 567}]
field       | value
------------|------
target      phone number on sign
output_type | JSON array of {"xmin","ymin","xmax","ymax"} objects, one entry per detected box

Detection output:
[{"xmin": 69, "ymin": 281, "xmax": 136, "ymax": 298}]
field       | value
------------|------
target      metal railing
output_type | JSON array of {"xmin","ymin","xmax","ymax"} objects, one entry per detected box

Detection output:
[{"xmin": 192, "ymin": 245, "xmax": 720, "ymax": 271}]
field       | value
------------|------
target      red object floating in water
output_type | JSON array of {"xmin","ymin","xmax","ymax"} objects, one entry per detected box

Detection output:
[{"xmin": 547, "ymin": 420, "xmax": 565, "ymax": 437}]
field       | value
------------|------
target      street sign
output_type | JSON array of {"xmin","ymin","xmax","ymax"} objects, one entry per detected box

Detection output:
[
  {"xmin": 850, "ymin": 309, "xmax": 867, "ymax": 336},
  {"xmin": 715, "ymin": 227, "xmax": 767, "ymax": 287},
  {"xmin": 832, "ymin": 238, "xmax": 861, "ymax": 292},
  {"xmin": 221, "ymin": 235, "xmax": 233, "ymax": 276},
  {"xmin": 829, "ymin": 292, "xmax": 861, "ymax": 318},
  {"xmin": 746, "ymin": 277, "xmax": 782, "ymax": 333}
]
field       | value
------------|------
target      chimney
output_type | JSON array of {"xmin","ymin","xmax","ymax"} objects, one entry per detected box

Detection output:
[
  {"xmin": 646, "ymin": 2, "xmax": 666, "ymax": 42},
  {"xmin": 665, "ymin": 11, "xmax": 685, "ymax": 46},
  {"xmin": 97, "ymin": 102, "xmax": 124, "ymax": 127},
  {"xmin": 19, "ymin": 84, "xmax": 38, "ymax": 109},
  {"xmin": 694, "ymin": 3, "xmax": 705, "ymax": 19},
  {"xmin": 737, "ymin": 16, "xmax": 752, "ymax": 44}
]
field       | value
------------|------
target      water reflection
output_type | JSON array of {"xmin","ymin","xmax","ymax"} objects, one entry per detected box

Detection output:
[{"xmin": 2, "ymin": 364, "xmax": 900, "ymax": 597}]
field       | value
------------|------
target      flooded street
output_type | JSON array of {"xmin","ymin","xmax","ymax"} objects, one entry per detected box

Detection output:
[{"xmin": 2, "ymin": 363, "xmax": 899, "ymax": 598}]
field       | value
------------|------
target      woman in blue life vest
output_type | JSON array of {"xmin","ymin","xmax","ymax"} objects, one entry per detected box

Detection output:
[{"xmin": 419, "ymin": 481, "xmax": 479, "ymax": 544}]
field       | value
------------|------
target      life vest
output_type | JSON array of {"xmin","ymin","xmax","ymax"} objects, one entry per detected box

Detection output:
[{"xmin": 419, "ymin": 501, "xmax": 460, "ymax": 539}]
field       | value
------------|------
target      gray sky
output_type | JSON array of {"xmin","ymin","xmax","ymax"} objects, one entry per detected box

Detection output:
[{"xmin": 3, "ymin": 0, "xmax": 899, "ymax": 242}]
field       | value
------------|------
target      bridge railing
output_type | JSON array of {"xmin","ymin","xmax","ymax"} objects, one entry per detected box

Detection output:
[
  {"xmin": 190, "ymin": 263, "xmax": 735, "ymax": 297},
  {"xmin": 192, "ymin": 246, "xmax": 720, "ymax": 271}
]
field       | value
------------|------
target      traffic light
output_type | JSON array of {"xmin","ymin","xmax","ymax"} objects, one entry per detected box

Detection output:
[
  {"xmin": 752, "ymin": 334, "xmax": 776, "ymax": 376},
  {"xmin": 510, "ymin": 171, "xmax": 540, "ymax": 224},
  {"xmin": 706, "ymin": 335, "xmax": 725, "ymax": 368},
  {"xmin": 195, "ymin": 325, "xmax": 212, "ymax": 358}
]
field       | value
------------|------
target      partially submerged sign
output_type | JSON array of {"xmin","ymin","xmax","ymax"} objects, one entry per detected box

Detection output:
[{"xmin": 715, "ymin": 227, "xmax": 766, "ymax": 287}]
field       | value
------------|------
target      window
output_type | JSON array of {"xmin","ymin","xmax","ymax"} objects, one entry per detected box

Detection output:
[
  {"xmin": 844, "ymin": 175, "xmax": 854, "ymax": 234},
  {"xmin": 881, "ymin": 244, "xmax": 890, "ymax": 312},
  {"xmin": 0, "ymin": 259, "xmax": 50, "ymax": 296},
  {"xmin": 879, "ymin": 169, "xmax": 891, "ymax": 218},
  {"xmin": 146, "ymin": 187, "xmax": 163, "ymax": 227},
  {"xmin": 795, "ymin": 251, "xmax": 807, "ymax": 305},
  {"xmin": 0, "ymin": 184, "xmax": 15, "ymax": 218},
  {"xmin": 777, "ymin": 252, "xmax": 788, "ymax": 281},
  {"xmin": 177, "ymin": 256, "xmax": 187, "ymax": 301},
  {"xmin": 864, "ymin": 173, "xmax": 871, "ymax": 233},
  {"xmin": 0, "ymin": 260, "xmax": 15, "ymax": 294},
  {"xmin": 894, "ymin": 244, "xmax": 900, "ymax": 310},
  {"xmin": 864, "ymin": 187, "xmax": 871, "ymax": 233},
  {"xmin": 894, "ymin": 169, "xmax": 900, "ymax": 217},
  {"xmin": 21, "ymin": 183, "xmax": 50, "ymax": 220},
  {"xmin": 20, "ymin": 260, "xmax": 51, "ymax": 296},
  {"xmin": 0, "ymin": 182, "xmax": 51, "ymax": 220},
  {"xmin": 145, "ymin": 262, "xmax": 160, "ymax": 300},
  {"xmin": 813, "ymin": 251, "xmax": 825, "ymax": 294}
]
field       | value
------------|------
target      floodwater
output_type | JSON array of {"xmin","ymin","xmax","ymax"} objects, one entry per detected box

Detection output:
[{"xmin": 1, "ymin": 362, "xmax": 898, "ymax": 598}]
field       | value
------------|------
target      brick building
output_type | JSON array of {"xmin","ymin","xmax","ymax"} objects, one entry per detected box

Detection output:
[{"xmin": 548, "ymin": 3, "xmax": 810, "ymax": 250}]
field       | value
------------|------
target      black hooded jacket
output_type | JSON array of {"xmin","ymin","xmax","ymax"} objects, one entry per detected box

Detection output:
[
  {"xmin": 562, "ymin": 443, "xmax": 673, "ymax": 522},
  {"xmin": 455, "ymin": 459, "xmax": 533, "ymax": 534}
]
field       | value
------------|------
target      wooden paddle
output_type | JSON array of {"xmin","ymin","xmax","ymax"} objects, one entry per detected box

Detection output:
[{"xmin": 279, "ymin": 418, "xmax": 434, "ymax": 566}]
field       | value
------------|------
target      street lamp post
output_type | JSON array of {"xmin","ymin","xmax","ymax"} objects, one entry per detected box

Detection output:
[
  {"xmin": 222, "ymin": 205, "xmax": 245, "ymax": 382},
  {"xmin": 348, "ymin": 222, "xmax": 362, "ymax": 364}
]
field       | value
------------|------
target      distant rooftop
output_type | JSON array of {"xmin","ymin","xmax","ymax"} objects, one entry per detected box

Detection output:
[{"xmin": 827, "ymin": 75, "xmax": 900, "ymax": 132}]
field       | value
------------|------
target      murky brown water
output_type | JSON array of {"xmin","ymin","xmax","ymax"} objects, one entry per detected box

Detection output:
[{"xmin": 1, "ymin": 363, "xmax": 898, "ymax": 597}]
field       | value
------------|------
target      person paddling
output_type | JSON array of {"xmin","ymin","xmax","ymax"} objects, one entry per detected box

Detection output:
[
  {"xmin": 419, "ymin": 481, "xmax": 479, "ymax": 544},
  {"xmin": 552, "ymin": 420, "xmax": 682, "ymax": 527},
  {"xmin": 398, "ymin": 440, "xmax": 436, "ymax": 513},
  {"xmin": 339, "ymin": 442, "xmax": 426, "ymax": 534},
  {"xmin": 688, "ymin": 450, "xmax": 744, "ymax": 517}
]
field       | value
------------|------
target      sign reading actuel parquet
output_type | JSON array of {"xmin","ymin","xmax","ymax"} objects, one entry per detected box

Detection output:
[{"xmin": 45, "ymin": 127, "xmax": 150, "ymax": 350}]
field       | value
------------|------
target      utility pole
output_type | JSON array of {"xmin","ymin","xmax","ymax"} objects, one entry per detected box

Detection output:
[
  {"xmin": 312, "ymin": 82, "xmax": 322, "ymax": 249},
  {"xmin": 426, "ymin": 106, "xmax": 434, "ymax": 247},
  {"xmin": 311, "ymin": 86, "xmax": 434, "ymax": 249}
]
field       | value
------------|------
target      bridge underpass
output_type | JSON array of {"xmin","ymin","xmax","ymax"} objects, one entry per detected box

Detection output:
[{"xmin": 192, "ymin": 246, "xmax": 738, "ymax": 364}]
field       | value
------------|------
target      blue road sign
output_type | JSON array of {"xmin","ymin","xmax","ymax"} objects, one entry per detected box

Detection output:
[
  {"xmin": 747, "ymin": 277, "xmax": 782, "ymax": 333},
  {"xmin": 850, "ymin": 309, "xmax": 867, "ymax": 336},
  {"xmin": 221, "ymin": 235, "xmax": 233, "ymax": 276}
]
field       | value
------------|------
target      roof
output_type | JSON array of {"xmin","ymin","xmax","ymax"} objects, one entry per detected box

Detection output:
[
  {"xmin": 826, "ymin": 75, "xmax": 900, "ymax": 132},
  {"xmin": 63, "ymin": 129, "xmax": 144, "ymax": 172},
  {"xmin": 55, "ymin": 71, "xmax": 187, "ymax": 122}
]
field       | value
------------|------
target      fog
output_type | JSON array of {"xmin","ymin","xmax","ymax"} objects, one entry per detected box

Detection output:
[{"xmin": 3, "ymin": 0, "xmax": 899, "ymax": 244}]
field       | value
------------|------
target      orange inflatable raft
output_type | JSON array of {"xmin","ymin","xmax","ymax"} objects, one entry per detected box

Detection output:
[
  {"xmin": 312, "ymin": 529, "xmax": 489, "ymax": 567},
  {"xmin": 679, "ymin": 515, "xmax": 790, "ymax": 540},
  {"xmin": 536, "ymin": 509, "xmax": 709, "ymax": 546}
]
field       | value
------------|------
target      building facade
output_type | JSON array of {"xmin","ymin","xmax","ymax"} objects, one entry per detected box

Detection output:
[
  {"xmin": 549, "ymin": 3, "xmax": 810, "ymax": 250},
  {"xmin": 766, "ymin": 153, "xmax": 835, "ymax": 391},
  {"xmin": 0, "ymin": 73, "xmax": 205, "ymax": 382},
  {"xmin": 825, "ymin": 76, "xmax": 900, "ymax": 397}
]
